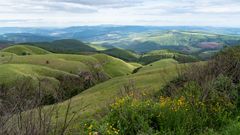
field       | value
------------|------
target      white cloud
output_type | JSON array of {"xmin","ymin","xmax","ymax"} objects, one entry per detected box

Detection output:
[{"xmin": 0, "ymin": 0, "xmax": 239, "ymax": 27}]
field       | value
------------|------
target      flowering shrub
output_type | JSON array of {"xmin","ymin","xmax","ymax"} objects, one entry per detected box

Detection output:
[
  {"xmin": 79, "ymin": 74, "xmax": 240, "ymax": 135},
  {"xmin": 80, "ymin": 97, "xmax": 201, "ymax": 134}
]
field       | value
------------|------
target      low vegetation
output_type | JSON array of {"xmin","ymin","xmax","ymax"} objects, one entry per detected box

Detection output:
[
  {"xmin": 139, "ymin": 49, "xmax": 198, "ymax": 64},
  {"xmin": 0, "ymin": 46, "xmax": 135, "ymax": 107},
  {"xmin": 102, "ymin": 48, "xmax": 140, "ymax": 62},
  {"xmin": 2, "ymin": 45, "xmax": 51, "ymax": 55},
  {"xmin": 1, "ymin": 42, "xmax": 240, "ymax": 134},
  {"xmin": 75, "ymin": 46, "xmax": 240, "ymax": 135},
  {"xmin": 20, "ymin": 39, "xmax": 96, "ymax": 53},
  {"xmin": 102, "ymin": 48, "xmax": 198, "ymax": 65}
]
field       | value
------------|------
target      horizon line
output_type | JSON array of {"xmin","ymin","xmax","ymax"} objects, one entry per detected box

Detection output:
[{"xmin": 0, "ymin": 25, "xmax": 240, "ymax": 29}]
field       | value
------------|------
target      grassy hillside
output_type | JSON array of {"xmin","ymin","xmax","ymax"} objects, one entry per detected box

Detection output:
[
  {"xmin": 0, "ymin": 52, "xmax": 17, "ymax": 57},
  {"xmin": 2, "ymin": 45, "xmax": 51, "ymax": 55},
  {"xmin": 47, "ymin": 62, "xmax": 181, "ymax": 120},
  {"xmin": 102, "ymin": 48, "xmax": 140, "ymax": 62},
  {"xmin": 1, "ymin": 53, "xmax": 135, "ymax": 79},
  {"xmin": 140, "ymin": 49, "xmax": 198, "ymax": 64},
  {"xmin": 22, "ymin": 39, "xmax": 96, "ymax": 53},
  {"xmin": 100, "ymin": 48, "xmax": 198, "ymax": 65},
  {"xmin": 92, "ymin": 54, "xmax": 136, "ymax": 77},
  {"xmin": 2, "ymin": 27, "xmax": 240, "ymax": 134},
  {"xmin": 0, "ymin": 48, "xmax": 137, "ymax": 108},
  {"xmin": 56, "ymin": 45, "xmax": 240, "ymax": 135},
  {"xmin": 0, "ymin": 64, "xmax": 76, "ymax": 89},
  {"xmin": 129, "ymin": 62, "xmax": 142, "ymax": 67},
  {"xmin": 138, "ymin": 58, "xmax": 178, "ymax": 73},
  {"xmin": 89, "ymin": 44, "xmax": 108, "ymax": 51}
]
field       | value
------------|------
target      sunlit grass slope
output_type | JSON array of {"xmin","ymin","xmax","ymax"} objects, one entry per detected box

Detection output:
[
  {"xmin": 0, "ymin": 64, "xmax": 76, "ymax": 87},
  {"xmin": 49, "ymin": 64, "xmax": 181, "ymax": 121},
  {"xmin": 1, "ymin": 52, "xmax": 135, "ymax": 78},
  {"xmin": 92, "ymin": 54, "xmax": 136, "ymax": 77},
  {"xmin": 2, "ymin": 45, "xmax": 51, "ymax": 55},
  {"xmin": 140, "ymin": 49, "xmax": 198, "ymax": 64},
  {"xmin": 102, "ymin": 48, "xmax": 140, "ymax": 62},
  {"xmin": 138, "ymin": 58, "xmax": 178, "ymax": 73}
]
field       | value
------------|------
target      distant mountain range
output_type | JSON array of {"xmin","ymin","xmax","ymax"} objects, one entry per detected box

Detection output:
[
  {"xmin": 1, "ymin": 26, "xmax": 240, "ymax": 56},
  {"xmin": 1, "ymin": 26, "xmax": 240, "ymax": 42}
]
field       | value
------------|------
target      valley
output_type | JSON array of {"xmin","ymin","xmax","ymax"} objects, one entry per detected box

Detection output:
[
  {"xmin": 1, "ymin": 26, "xmax": 240, "ymax": 135},
  {"xmin": 1, "ymin": 0, "xmax": 240, "ymax": 134}
]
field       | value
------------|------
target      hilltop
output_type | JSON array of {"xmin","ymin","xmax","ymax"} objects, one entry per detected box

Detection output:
[
  {"xmin": 0, "ymin": 46, "xmax": 137, "ymax": 105},
  {"xmin": 102, "ymin": 48, "xmax": 140, "ymax": 62},
  {"xmin": 101, "ymin": 48, "xmax": 198, "ymax": 64},
  {"xmin": 46, "ymin": 45, "xmax": 240, "ymax": 135},
  {"xmin": 1, "ymin": 27, "xmax": 240, "ymax": 135},
  {"xmin": 0, "ymin": 64, "xmax": 76, "ymax": 86},
  {"xmin": 2, "ymin": 45, "xmax": 51, "ymax": 55},
  {"xmin": 46, "ymin": 59, "xmax": 180, "ymax": 119},
  {"xmin": 137, "ymin": 58, "xmax": 179, "ymax": 73},
  {"xmin": 21, "ymin": 39, "xmax": 96, "ymax": 53},
  {"xmin": 140, "ymin": 49, "xmax": 198, "ymax": 64}
]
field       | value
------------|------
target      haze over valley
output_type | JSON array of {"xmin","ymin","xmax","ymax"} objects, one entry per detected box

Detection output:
[{"xmin": 1, "ymin": 0, "xmax": 240, "ymax": 135}]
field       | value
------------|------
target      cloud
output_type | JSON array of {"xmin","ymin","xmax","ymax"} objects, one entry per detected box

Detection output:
[
  {"xmin": 0, "ymin": 0, "xmax": 97, "ymax": 14},
  {"xmin": 0, "ymin": 0, "xmax": 239, "ymax": 27},
  {"xmin": 49, "ymin": 0, "xmax": 144, "ymax": 8}
]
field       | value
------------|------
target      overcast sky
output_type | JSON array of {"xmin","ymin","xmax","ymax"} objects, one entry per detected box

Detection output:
[{"xmin": 0, "ymin": 0, "xmax": 240, "ymax": 27}]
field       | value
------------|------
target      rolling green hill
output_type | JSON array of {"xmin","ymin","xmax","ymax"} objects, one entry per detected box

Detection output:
[
  {"xmin": 0, "ymin": 64, "xmax": 76, "ymax": 86},
  {"xmin": 0, "ymin": 44, "xmax": 182, "ymax": 121},
  {"xmin": 139, "ymin": 49, "xmax": 198, "ymax": 64},
  {"xmin": 2, "ymin": 27, "xmax": 240, "ymax": 135},
  {"xmin": 92, "ymin": 54, "xmax": 136, "ymax": 77},
  {"xmin": 137, "ymin": 58, "xmax": 178, "ymax": 73},
  {"xmin": 0, "ymin": 47, "xmax": 137, "ymax": 106},
  {"xmin": 22, "ymin": 39, "xmax": 96, "ymax": 53},
  {"xmin": 46, "ymin": 62, "xmax": 181, "ymax": 121},
  {"xmin": 1, "ymin": 45, "xmax": 51, "ymax": 55},
  {"xmin": 102, "ymin": 48, "xmax": 140, "ymax": 62},
  {"xmin": 0, "ymin": 46, "xmax": 136, "ymax": 80},
  {"xmin": 89, "ymin": 44, "xmax": 108, "ymax": 51},
  {"xmin": 100, "ymin": 48, "xmax": 198, "ymax": 64},
  {"xmin": 0, "ymin": 52, "xmax": 17, "ymax": 57}
]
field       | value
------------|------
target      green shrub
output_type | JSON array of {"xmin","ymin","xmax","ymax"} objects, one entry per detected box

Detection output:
[
  {"xmin": 82, "ymin": 91, "xmax": 236, "ymax": 134},
  {"xmin": 80, "ymin": 46, "xmax": 240, "ymax": 135},
  {"xmin": 81, "ymin": 74, "xmax": 240, "ymax": 135}
]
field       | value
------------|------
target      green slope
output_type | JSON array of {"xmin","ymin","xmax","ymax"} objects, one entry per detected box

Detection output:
[
  {"xmin": 102, "ymin": 48, "xmax": 140, "ymax": 62},
  {"xmin": 0, "ymin": 52, "xmax": 136, "ymax": 107},
  {"xmin": 7, "ymin": 54, "xmax": 90, "ymax": 74},
  {"xmin": 138, "ymin": 58, "xmax": 178, "ymax": 73},
  {"xmin": 129, "ymin": 62, "xmax": 142, "ymax": 67},
  {"xmin": 0, "ymin": 64, "xmax": 76, "ymax": 87},
  {"xmin": 46, "ymin": 63, "xmax": 181, "ymax": 122},
  {"xmin": 1, "ymin": 45, "xmax": 51, "ymax": 55},
  {"xmin": 140, "ymin": 49, "xmax": 198, "ymax": 64},
  {"xmin": 24, "ymin": 39, "xmax": 96, "ymax": 53},
  {"xmin": 92, "ymin": 54, "xmax": 136, "ymax": 77},
  {"xmin": 0, "ymin": 52, "xmax": 17, "ymax": 57},
  {"xmin": 2, "ymin": 53, "xmax": 134, "ymax": 78},
  {"xmin": 89, "ymin": 44, "xmax": 108, "ymax": 51},
  {"xmin": 101, "ymin": 48, "xmax": 198, "ymax": 65}
]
